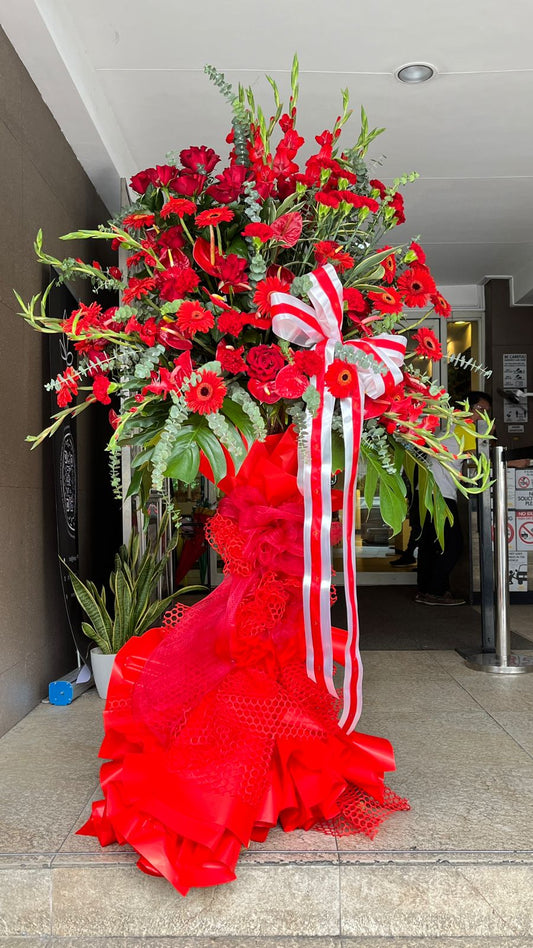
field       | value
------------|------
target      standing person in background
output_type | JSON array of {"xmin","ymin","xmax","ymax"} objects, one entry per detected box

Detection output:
[{"xmin": 415, "ymin": 391, "xmax": 492, "ymax": 606}]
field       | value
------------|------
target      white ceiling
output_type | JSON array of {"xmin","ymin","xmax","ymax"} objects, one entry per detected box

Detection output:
[{"xmin": 3, "ymin": 0, "xmax": 533, "ymax": 299}]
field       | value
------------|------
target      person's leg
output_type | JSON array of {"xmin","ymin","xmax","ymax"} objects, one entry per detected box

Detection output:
[
  {"xmin": 428, "ymin": 500, "xmax": 463, "ymax": 597},
  {"xmin": 416, "ymin": 512, "xmax": 436, "ymax": 595}
]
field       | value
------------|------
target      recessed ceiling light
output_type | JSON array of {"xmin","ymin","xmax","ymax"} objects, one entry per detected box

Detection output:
[{"xmin": 395, "ymin": 63, "xmax": 436, "ymax": 84}]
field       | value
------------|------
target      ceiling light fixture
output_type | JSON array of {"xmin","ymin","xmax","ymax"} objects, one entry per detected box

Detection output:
[{"xmin": 395, "ymin": 63, "xmax": 436, "ymax": 84}]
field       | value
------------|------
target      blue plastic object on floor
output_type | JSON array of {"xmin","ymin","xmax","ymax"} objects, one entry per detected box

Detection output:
[{"xmin": 48, "ymin": 667, "xmax": 93, "ymax": 705}]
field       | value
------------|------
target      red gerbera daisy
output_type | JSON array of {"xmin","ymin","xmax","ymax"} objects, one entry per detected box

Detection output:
[
  {"xmin": 324, "ymin": 359, "xmax": 359, "ymax": 398},
  {"xmin": 253, "ymin": 275, "xmax": 291, "ymax": 315},
  {"xmin": 431, "ymin": 292, "xmax": 452, "ymax": 318},
  {"xmin": 412, "ymin": 327, "xmax": 442, "ymax": 361},
  {"xmin": 185, "ymin": 371, "xmax": 227, "ymax": 415},
  {"xmin": 195, "ymin": 207, "xmax": 235, "ymax": 228},
  {"xmin": 176, "ymin": 301, "xmax": 215, "ymax": 337},
  {"xmin": 397, "ymin": 266, "xmax": 436, "ymax": 308},
  {"xmin": 160, "ymin": 197, "xmax": 197, "ymax": 219},
  {"xmin": 367, "ymin": 288, "xmax": 403, "ymax": 314},
  {"xmin": 378, "ymin": 247, "xmax": 396, "ymax": 284},
  {"xmin": 122, "ymin": 212, "xmax": 155, "ymax": 231}
]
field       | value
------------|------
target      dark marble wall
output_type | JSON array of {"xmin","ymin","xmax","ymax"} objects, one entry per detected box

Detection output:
[{"xmin": 0, "ymin": 28, "xmax": 120, "ymax": 734}]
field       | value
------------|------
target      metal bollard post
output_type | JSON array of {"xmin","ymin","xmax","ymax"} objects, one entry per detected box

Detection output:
[{"xmin": 465, "ymin": 445, "xmax": 533, "ymax": 673}]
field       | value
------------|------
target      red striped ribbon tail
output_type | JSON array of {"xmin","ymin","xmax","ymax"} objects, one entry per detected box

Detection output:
[
  {"xmin": 302, "ymin": 343, "xmax": 337, "ymax": 698},
  {"xmin": 338, "ymin": 377, "xmax": 365, "ymax": 733}
]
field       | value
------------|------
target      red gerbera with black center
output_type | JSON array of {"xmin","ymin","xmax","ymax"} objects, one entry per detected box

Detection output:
[
  {"xmin": 324, "ymin": 359, "xmax": 359, "ymax": 398},
  {"xmin": 195, "ymin": 207, "xmax": 234, "ymax": 228},
  {"xmin": 367, "ymin": 288, "xmax": 403, "ymax": 314},
  {"xmin": 397, "ymin": 266, "xmax": 436, "ymax": 307},
  {"xmin": 185, "ymin": 371, "xmax": 227, "ymax": 415},
  {"xmin": 176, "ymin": 301, "xmax": 215, "ymax": 336},
  {"xmin": 253, "ymin": 275, "xmax": 291, "ymax": 315},
  {"xmin": 431, "ymin": 292, "xmax": 452, "ymax": 318},
  {"xmin": 313, "ymin": 240, "xmax": 354, "ymax": 271},
  {"xmin": 379, "ymin": 247, "xmax": 396, "ymax": 284},
  {"xmin": 412, "ymin": 326, "xmax": 442, "ymax": 361}
]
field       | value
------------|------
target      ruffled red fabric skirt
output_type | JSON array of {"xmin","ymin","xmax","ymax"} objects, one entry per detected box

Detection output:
[{"xmin": 79, "ymin": 432, "xmax": 408, "ymax": 894}]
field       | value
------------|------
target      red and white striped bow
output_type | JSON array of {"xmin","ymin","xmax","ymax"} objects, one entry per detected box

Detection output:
[{"xmin": 271, "ymin": 264, "xmax": 406, "ymax": 733}]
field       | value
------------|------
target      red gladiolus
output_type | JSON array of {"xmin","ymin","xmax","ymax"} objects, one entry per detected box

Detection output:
[
  {"xmin": 398, "ymin": 266, "xmax": 436, "ymax": 308},
  {"xmin": 412, "ymin": 327, "xmax": 442, "ymax": 361},
  {"xmin": 56, "ymin": 366, "xmax": 79, "ymax": 408},
  {"xmin": 176, "ymin": 301, "xmax": 215, "ymax": 337},
  {"xmin": 195, "ymin": 207, "xmax": 235, "ymax": 228},
  {"xmin": 185, "ymin": 371, "xmax": 227, "ymax": 415},
  {"xmin": 324, "ymin": 360, "xmax": 359, "ymax": 398},
  {"xmin": 108, "ymin": 266, "xmax": 123, "ymax": 281},
  {"xmin": 122, "ymin": 277, "xmax": 157, "ymax": 305},
  {"xmin": 92, "ymin": 373, "xmax": 111, "ymax": 405}
]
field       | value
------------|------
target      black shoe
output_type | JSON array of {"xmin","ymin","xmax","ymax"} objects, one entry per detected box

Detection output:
[
  {"xmin": 390, "ymin": 552, "xmax": 416, "ymax": 568},
  {"xmin": 415, "ymin": 591, "xmax": 466, "ymax": 606}
]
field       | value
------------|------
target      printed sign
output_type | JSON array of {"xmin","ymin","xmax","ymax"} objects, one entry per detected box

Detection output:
[
  {"xmin": 509, "ymin": 551, "xmax": 528, "ymax": 591},
  {"xmin": 516, "ymin": 470, "xmax": 533, "ymax": 491},
  {"xmin": 507, "ymin": 470, "xmax": 516, "ymax": 509},
  {"xmin": 503, "ymin": 352, "xmax": 527, "ymax": 389},
  {"xmin": 516, "ymin": 511, "xmax": 533, "ymax": 551}
]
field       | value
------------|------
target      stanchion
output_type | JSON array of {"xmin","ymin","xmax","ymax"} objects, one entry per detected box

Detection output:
[{"xmin": 465, "ymin": 445, "xmax": 533, "ymax": 673}]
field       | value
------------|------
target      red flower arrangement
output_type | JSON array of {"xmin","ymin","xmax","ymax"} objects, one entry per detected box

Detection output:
[{"xmin": 17, "ymin": 56, "xmax": 490, "ymax": 532}]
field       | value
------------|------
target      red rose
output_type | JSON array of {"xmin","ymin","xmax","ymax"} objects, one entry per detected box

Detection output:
[
  {"xmin": 180, "ymin": 146, "xmax": 220, "ymax": 174},
  {"xmin": 246, "ymin": 345, "xmax": 285, "ymax": 382},
  {"xmin": 92, "ymin": 374, "xmax": 111, "ymax": 405}
]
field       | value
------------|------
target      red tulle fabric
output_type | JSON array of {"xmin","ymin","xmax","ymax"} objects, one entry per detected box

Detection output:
[{"xmin": 78, "ymin": 429, "xmax": 408, "ymax": 895}]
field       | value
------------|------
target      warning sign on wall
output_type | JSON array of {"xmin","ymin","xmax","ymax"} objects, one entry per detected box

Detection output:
[
  {"xmin": 516, "ymin": 510, "xmax": 533, "ymax": 551},
  {"xmin": 509, "ymin": 551, "xmax": 528, "ymax": 591}
]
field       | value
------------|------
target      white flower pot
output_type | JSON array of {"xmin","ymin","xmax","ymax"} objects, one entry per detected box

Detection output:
[{"xmin": 91, "ymin": 647, "xmax": 116, "ymax": 699}]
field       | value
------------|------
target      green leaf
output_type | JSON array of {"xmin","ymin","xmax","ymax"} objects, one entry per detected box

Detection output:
[
  {"xmin": 221, "ymin": 398, "xmax": 257, "ymax": 447},
  {"xmin": 164, "ymin": 443, "xmax": 200, "ymax": 483},
  {"xmin": 195, "ymin": 427, "xmax": 228, "ymax": 482},
  {"xmin": 363, "ymin": 462, "xmax": 378, "ymax": 509},
  {"xmin": 331, "ymin": 429, "xmax": 345, "ymax": 475},
  {"xmin": 350, "ymin": 247, "xmax": 400, "ymax": 280}
]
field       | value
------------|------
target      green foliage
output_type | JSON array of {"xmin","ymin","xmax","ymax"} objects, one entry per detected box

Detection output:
[{"xmin": 62, "ymin": 511, "xmax": 205, "ymax": 655}]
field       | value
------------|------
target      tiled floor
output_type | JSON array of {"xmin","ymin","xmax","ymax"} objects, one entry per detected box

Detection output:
[{"xmin": 1, "ymin": 606, "xmax": 533, "ymax": 942}]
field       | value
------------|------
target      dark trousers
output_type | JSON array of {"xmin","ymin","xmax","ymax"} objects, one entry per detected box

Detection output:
[{"xmin": 417, "ymin": 499, "xmax": 463, "ymax": 596}]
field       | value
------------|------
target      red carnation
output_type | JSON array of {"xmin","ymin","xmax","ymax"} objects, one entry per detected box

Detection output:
[
  {"xmin": 242, "ymin": 222, "xmax": 274, "ymax": 242},
  {"xmin": 388, "ymin": 192, "xmax": 405, "ymax": 225},
  {"xmin": 398, "ymin": 266, "xmax": 436, "ymax": 308},
  {"xmin": 246, "ymin": 344, "xmax": 285, "ymax": 382},
  {"xmin": 409, "ymin": 241, "xmax": 426, "ymax": 265},
  {"xmin": 293, "ymin": 349, "xmax": 323, "ymax": 378},
  {"xmin": 157, "ymin": 266, "xmax": 200, "ymax": 302},
  {"xmin": 217, "ymin": 308, "xmax": 244, "ymax": 336},
  {"xmin": 218, "ymin": 254, "xmax": 249, "ymax": 293},
  {"xmin": 195, "ymin": 207, "xmax": 235, "ymax": 228},
  {"xmin": 216, "ymin": 340, "xmax": 247, "ymax": 373},
  {"xmin": 369, "ymin": 179, "xmax": 387, "ymax": 199},
  {"xmin": 324, "ymin": 360, "xmax": 360, "ymax": 398},
  {"xmin": 185, "ymin": 371, "xmax": 226, "ymax": 415},
  {"xmin": 344, "ymin": 287, "xmax": 369, "ymax": 318}
]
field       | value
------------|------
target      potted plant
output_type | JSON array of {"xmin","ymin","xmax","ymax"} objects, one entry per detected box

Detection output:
[{"xmin": 63, "ymin": 511, "xmax": 205, "ymax": 697}]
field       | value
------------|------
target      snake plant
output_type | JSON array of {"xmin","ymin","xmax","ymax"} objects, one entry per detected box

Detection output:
[{"xmin": 62, "ymin": 512, "xmax": 205, "ymax": 655}]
